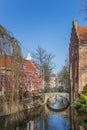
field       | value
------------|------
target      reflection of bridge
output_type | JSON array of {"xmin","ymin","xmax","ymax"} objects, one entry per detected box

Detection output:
[
  {"xmin": 44, "ymin": 92, "xmax": 69, "ymax": 103},
  {"xmin": 44, "ymin": 103, "xmax": 70, "ymax": 115}
]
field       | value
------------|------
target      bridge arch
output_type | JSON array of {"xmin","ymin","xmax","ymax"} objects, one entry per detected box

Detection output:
[{"xmin": 44, "ymin": 92, "xmax": 69, "ymax": 104}]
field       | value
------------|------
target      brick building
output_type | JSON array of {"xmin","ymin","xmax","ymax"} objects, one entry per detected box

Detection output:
[
  {"xmin": 0, "ymin": 55, "xmax": 42, "ymax": 96},
  {"xmin": 69, "ymin": 20, "xmax": 87, "ymax": 103},
  {"xmin": 0, "ymin": 25, "xmax": 42, "ymax": 97}
]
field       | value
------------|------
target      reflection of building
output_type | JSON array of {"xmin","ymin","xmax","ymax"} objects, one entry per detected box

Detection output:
[
  {"xmin": 69, "ymin": 20, "xmax": 87, "ymax": 103},
  {"xmin": 16, "ymin": 120, "xmax": 37, "ymax": 130},
  {"xmin": 70, "ymin": 107, "xmax": 86, "ymax": 130},
  {"xmin": 49, "ymin": 74, "xmax": 57, "ymax": 88},
  {"xmin": 27, "ymin": 121, "xmax": 34, "ymax": 130}
]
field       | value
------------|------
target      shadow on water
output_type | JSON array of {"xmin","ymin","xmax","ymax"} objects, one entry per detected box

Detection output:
[
  {"xmin": 70, "ymin": 107, "xmax": 87, "ymax": 130},
  {"xmin": 0, "ymin": 104, "xmax": 87, "ymax": 130},
  {"xmin": 0, "ymin": 106, "xmax": 43, "ymax": 130}
]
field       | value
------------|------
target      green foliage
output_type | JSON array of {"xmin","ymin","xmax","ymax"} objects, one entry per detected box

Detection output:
[
  {"xmin": 57, "ymin": 57, "xmax": 70, "ymax": 92},
  {"xmin": 44, "ymin": 85, "xmax": 50, "ymax": 92},
  {"xmin": 83, "ymin": 84, "xmax": 87, "ymax": 95},
  {"xmin": 75, "ymin": 84, "xmax": 87, "ymax": 112}
]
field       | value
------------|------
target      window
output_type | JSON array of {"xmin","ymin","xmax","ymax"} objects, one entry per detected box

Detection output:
[{"xmin": 0, "ymin": 74, "xmax": 6, "ymax": 85}]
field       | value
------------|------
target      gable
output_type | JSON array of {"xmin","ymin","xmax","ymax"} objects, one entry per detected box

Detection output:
[{"xmin": 77, "ymin": 26, "xmax": 87, "ymax": 44}]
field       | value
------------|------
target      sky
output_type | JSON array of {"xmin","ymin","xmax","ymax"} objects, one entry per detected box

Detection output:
[{"xmin": 0, "ymin": 0, "xmax": 87, "ymax": 73}]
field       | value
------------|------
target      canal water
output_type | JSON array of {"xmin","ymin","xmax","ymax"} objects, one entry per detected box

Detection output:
[
  {"xmin": 0, "ymin": 103, "xmax": 87, "ymax": 130},
  {"xmin": 49, "ymin": 96, "xmax": 69, "ymax": 110}
]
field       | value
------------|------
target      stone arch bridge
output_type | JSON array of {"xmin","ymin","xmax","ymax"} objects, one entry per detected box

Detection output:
[{"xmin": 43, "ymin": 92, "xmax": 69, "ymax": 103}]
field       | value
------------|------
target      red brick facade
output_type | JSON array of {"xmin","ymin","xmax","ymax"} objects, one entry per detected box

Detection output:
[
  {"xmin": 0, "ymin": 56, "xmax": 42, "ymax": 96},
  {"xmin": 69, "ymin": 21, "xmax": 87, "ymax": 103}
]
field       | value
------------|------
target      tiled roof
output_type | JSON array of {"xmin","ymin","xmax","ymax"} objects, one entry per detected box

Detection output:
[
  {"xmin": 24, "ymin": 60, "xmax": 36, "ymax": 71},
  {"xmin": 77, "ymin": 26, "xmax": 87, "ymax": 44},
  {"xmin": 0, "ymin": 56, "xmax": 36, "ymax": 71}
]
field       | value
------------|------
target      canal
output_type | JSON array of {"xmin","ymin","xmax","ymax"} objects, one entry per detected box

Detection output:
[{"xmin": 0, "ymin": 103, "xmax": 87, "ymax": 130}]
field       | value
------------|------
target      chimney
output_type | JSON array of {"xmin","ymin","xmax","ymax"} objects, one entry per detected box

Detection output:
[
  {"xmin": 26, "ymin": 53, "xmax": 32, "ymax": 60},
  {"xmin": 73, "ymin": 20, "xmax": 78, "ymax": 29}
]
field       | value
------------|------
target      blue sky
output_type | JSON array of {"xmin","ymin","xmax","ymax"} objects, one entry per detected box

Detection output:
[{"xmin": 0, "ymin": 0, "xmax": 86, "ymax": 73}]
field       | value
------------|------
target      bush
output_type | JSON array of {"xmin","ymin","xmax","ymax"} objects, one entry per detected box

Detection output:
[
  {"xmin": 75, "ymin": 100, "xmax": 82, "ymax": 109},
  {"xmin": 75, "ymin": 84, "xmax": 87, "ymax": 112},
  {"xmin": 83, "ymin": 84, "xmax": 87, "ymax": 95}
]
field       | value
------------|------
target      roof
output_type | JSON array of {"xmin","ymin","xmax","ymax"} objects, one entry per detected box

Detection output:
[
  {"xmin": 77, "ymin": 26, "xmax": 87, "ymax": 44},
  {"xmin": 24, "ymin": 60, "xmax": 36, "ymax": 71},
  {"xmin": 0, "ymin": 56, "xmax": 36, "ymax": 71}
]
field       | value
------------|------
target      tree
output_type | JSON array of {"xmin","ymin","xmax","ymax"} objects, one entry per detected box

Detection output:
[
  {"xmin": 57, "ymin": 58, "xmax": 70, "ymax": 92},
  {"xmin": 75, "ymin": 84, "xmax": 87, "ymax": 112},
  {"xmin": 80, "ymin": 0, "xmax": 87, "ymax": 20},
  {"xmin": 32, "ymin": 46, "xmax": 55, "ymax": 88},
  {"xmin": 0, "ymin": 25, "xmax": 23, "ymax": 113},
  {"xmin": 18, "ymin": 64, "xmax": 42, "ymax": 98}
]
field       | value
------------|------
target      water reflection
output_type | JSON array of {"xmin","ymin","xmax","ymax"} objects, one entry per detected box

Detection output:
[
  {"xmin": 70, "ymin": 107, "xmax": 87, "ymax": 130},
  {"xmin": 49, "ymin": 96, "xmax": 69, "ymax": 110},
  {"xmin": 0, "ymin": 105, "xmax": 87, "ymax": 130},
  {"xmin": 37, "ymin": 114, "xmax": 70, "ymax": 130}
]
